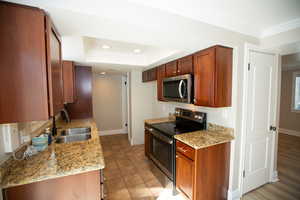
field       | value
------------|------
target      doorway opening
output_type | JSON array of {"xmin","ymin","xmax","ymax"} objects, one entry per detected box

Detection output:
[{"xmin": 92, "ymin": 71, "xmax": 130, "ymax": 141}]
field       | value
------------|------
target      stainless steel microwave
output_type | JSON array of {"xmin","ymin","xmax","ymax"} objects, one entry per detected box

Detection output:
[{"xmin": 163, "ymin": 74, "xmax": 193, "ymax": 103}]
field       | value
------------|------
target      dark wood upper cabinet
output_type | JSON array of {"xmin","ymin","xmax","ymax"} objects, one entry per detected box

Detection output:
[
  {"xmin": 165, "ymin": 60, "xmax": 178, "ymax": 77},
  {"xmin": 66, "ymin": 66, "xmax": 93, "ymax": 119},
  {"xmin": 62, "ymin": 61, "xmax": 76, "ymax": 104},
  {"xmin": 0, "ymin": 2, "xmax": 63, "ymax": 123},
  {"xmin": 194, "ymin": 45, "xmax": 232, "ymax": 107},
  {"xmin": 46, "ymin": 16, "xmax": 64, "ymax": 116},
  {"xmin": 157, "ymin": 65, "xmax": 166, "ymax": 101},
  {"xmin": 177, "ymin": 55, "xmax": 193, "ymax": 75},
  {"xmin": 142, "ymin": 67, "xmax": 157, "ymax": 82}
]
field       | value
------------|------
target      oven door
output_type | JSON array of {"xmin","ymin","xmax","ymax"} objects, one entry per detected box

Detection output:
[
  {"xmin": 163, "ymin": 74, "xmax": 192, "ymax": 103},
  {"xmin": 149, "ymin": 128, "xmax": 174, "ymax": 179}
]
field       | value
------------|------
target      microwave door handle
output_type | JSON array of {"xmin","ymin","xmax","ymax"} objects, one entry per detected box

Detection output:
[
  {"xmin": 182, "ymin": 80, "xmax": 187, "ymax": 97},
  {"xmin": 178, "ymin": 80, "xmax": 183, "ymax": 99}
]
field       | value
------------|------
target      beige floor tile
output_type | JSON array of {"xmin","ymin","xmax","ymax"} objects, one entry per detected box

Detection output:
[
  {"xmin": 127, "ymin": 183, "xmax": 153, "ymax": 200},
  {"xmin": 106, "ymin": 178, "xmax": 127, "ymax": 194},
  {"xmin": 104, "ymin": 168, "xmax": 122, "ymax": 180},
  {"xmin": 107, "ymin": 188, "xmax": 131, "ymax": 200},
  {"xmin": 138, "ymin": 170, "xmax": 156, "ymax": 182},
  {"xmin": 123, "ymin": 174, "xmax": 144, "ymax": 187}
]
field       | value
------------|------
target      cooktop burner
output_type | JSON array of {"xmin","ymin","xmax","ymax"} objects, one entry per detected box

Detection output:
[{"xmin": 151, "ymin": 121, "xmax": 204, "ymax": 137}]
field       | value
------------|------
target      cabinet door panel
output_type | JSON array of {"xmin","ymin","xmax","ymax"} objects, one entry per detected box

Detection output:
[
  {"xmin": 177, "ymin": 55, "xmax": 193, "ymax": 75},
  {"xmin": 165, "ymin": 61, "xmax": 177, "ymax": 77},
  {"xmin": 62, "ymin": 61, "xmax": 75, "ymax": 103},
  {"xmin": 176, "ymin": 152, "xmax": 194, "ymax": 199},
  {"xmin": 66, "ymin": 66, "xmax": 93, "ymax": 119},
  {"xmin": 157, "ymin": 65, "xmax": 166, "ymax": 101},
  {"xmin": 46, "ymin": 16, "xmax": 63, "ymax": 116},
  {"xmin": 194, "ymin": 48, "xmax": 215, "ymax": 106},
  {"xmin": 0, "ymin": 3, "xmax": 49, "ymax": 123},
  {"xmin": 4, "ymin": 170, "xmax": 101, "ymax": 200}
]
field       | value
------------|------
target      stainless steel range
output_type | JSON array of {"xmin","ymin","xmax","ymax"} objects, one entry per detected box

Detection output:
[{"xmin": 146, "ymin": 108, "xmax": 207, "ymax": 182}]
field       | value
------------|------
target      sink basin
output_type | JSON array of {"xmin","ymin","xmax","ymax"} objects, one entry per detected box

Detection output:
[
  {"xmin": 61, "ymin": 127, "xmax": 91, "ymax": 135},
  {"xmin": 56, "ymin": 133, "xmax": 92, "ymax": 144},
  {"xmin": 56, "ymin": 127, "xmax": 92, "ymax": 143}
]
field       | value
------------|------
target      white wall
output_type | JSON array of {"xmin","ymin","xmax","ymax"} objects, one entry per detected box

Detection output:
[
  {"xmin": 92, "ymin": 74, "xmax": 125, "ymax": 132},
  {"xmin": 129, "ymin": 70, "xmax": 156, "ymax": 145}
]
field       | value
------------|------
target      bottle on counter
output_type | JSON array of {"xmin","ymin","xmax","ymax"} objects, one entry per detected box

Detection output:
[{"xmin": 45, "ymin": 127, "xmax": 52, "ymax": 145}]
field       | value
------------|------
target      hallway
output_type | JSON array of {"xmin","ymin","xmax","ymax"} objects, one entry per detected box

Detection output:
[{"xmin": 242, "ymin": 133, "xmax": 300, "ymax": 200}]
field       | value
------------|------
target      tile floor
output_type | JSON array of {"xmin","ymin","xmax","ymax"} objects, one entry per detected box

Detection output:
[{"xmin": 100, "ymin": 134, "xmax": 185, "ymax": 200}]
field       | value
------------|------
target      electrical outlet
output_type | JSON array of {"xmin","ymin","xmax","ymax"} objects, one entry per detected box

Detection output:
[{"xmin": 21, "ymin": 135, "xmax": 31, "ymax": 143}]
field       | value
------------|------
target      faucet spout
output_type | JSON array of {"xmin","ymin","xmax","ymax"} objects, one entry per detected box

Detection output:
[{"xmin": 61, "ymin": 108, "xmax": 71, "ymax": 123}]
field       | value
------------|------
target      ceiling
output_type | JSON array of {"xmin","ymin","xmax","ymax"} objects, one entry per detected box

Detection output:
[{"xmin": 7, "ymin": 0, "xmax": 300, "ymax": 73}]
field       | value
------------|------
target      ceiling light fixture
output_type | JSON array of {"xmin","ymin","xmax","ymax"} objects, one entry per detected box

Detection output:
[
  {"xmin": 100, "ymin": 72, "xmax": 106, "ymax": 75},
  {"xmin": 133, "ymin": 49, "xmax": 141, "ymax": 53},
  {"xmin": 102, "ymin": 45, "xmax": 111, "ymax": 49}
]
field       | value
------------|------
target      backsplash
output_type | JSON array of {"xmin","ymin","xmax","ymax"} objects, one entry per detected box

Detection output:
[{"xmin": 0, "ymin": 115, "xmax": 60, "ymax": 165}]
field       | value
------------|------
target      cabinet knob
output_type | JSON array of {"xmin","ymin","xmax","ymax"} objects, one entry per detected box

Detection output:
[
  {"xmin": 194, "ymin": 99, "xmax": 197, "ymax": 103},
  {"xmin": 177, "ymin": 70, "xmax": 180, "ymax": 73}
]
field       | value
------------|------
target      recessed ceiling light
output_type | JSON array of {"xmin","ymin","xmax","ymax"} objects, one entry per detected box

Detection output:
[
  {"xmin": 100, "ymin": 72, "xmax": 106, "ymax": 75},
  {"xmin": 102, "ymin": 45, "xmax": 110, "ymax": 49},
  {"xmin": 133, "ymin": 49, "xmax": 141, "ymax": 53}
]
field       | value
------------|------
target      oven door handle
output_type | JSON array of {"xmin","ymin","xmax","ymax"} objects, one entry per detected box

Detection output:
[
  {"xmin": 178, "ymin": 80, "xmax": 184, "ymax": 99},
  {"xmin": 150, "ymin": 130, "xmax": 173, "ymax": 144}
]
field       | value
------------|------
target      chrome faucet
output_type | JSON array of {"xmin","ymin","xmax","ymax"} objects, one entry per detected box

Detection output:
[{"xmin": 61, "ymin": 108, "xmax": 71, "ymax": 123}]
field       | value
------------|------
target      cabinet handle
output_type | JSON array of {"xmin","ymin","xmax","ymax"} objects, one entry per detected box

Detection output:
[
  {"xmin": 177, "ymin": 70, "xmax": 180, "ymax": 73},
  {"xmin": 194, "ymin": 99, "xmax": 197, "ymax": 103}
]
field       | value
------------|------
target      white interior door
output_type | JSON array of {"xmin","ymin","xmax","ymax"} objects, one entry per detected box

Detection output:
[{"xmin": 243, "ymin": 50, "xmax": 278, "ymax": 194}]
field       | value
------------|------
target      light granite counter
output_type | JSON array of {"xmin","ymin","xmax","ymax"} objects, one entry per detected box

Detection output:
[
  {"xmin": 174, "ymin": 123, "xmax": 234, "ymax": 149},
  {"xmin": 0, "ymin": 119, "xmax": 105, "ymax": 189},
  {"xmin": 144, "ymin": 117, "xmax": 175, "ymax": 125}
]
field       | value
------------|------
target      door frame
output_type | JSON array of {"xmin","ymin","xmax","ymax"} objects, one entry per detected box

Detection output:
[{"xmin": 239, "ymin": 43, "xmax": 281, "ymax": 196}]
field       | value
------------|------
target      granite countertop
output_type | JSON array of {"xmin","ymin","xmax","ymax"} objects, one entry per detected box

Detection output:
[
  {"xmin": 144, "ymin": 117, "xmax": 175, "ymax": 125},
  {"xmin": 174, "ymin": 123, "xmax": 234, "ymax": 149},
  {"xmin": 0, "ymin": 119, "xmax": 105, "ymax": 189}
]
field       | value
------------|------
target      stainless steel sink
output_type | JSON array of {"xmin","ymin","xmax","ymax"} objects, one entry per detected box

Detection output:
[
  {"xmin": 56, "ymin": 127, "xmax": 92, "ymax": 143},
  {"xmin": 61, "ymin": 127, "xmax": 91, "ymax": 135},
  {"xmin": 56, "ymin": 133, "xmax": 92, "ymax": 143}
]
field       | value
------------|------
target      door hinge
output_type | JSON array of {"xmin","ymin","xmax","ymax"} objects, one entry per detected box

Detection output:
[
  {"xmin": 248, "ymin": 63, "xmax": 250, "ymax": 71},
  {"xmin": 243, "ymin": 170, "xmax": 246, "ymax": 178}
]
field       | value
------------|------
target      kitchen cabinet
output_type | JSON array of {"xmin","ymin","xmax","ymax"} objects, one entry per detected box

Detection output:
[
  {"xmin": 157, "ymin": 65, "xmax": 166, "ymax": 101},
  {"xmin": 175, "ymin": 140, "xmax": 230, "ymax": 200},
  {"xmin": 0, "ymin": 2, "xmax": 63, "ymax": 123},
  {"xmin": 3, "ymin": 170, "xmax": 102, "ymax": 200},
  {"xmin": 62, "ymin": 61, "xmax": 76, "ymax": 103},
  {"xmin": 177, "ymin": 55, "xmax": 193, "ymax": 75},
  {"xmin": 176, "ymin": 152, "xmax": 194, "ymax": 199},
  {"xmin": 142, "ymin": 67, "xmax": 157, "ymax": 82},
  {"xmin": 46, "ymin": 16, "xmax": 64, "ymax": 116},
  {"xmin": 165, "ymin": 60, "xmax": 178, "ymax": 77},
  {"xmin": 194, "ymin": 45, "xmax": 232, "ymax": 107},
  {"xmin": 66, "ymin": 66, "xmax": 93, "ymax": 119}
]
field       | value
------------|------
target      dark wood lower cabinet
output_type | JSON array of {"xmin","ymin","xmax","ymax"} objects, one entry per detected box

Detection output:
[
  {"xmin": 176, "ymin": 141, "xmax": 230, "ymax": 200},
  {"xmin": 3, "ymin": 170, "xmax": 102, "ymax": 200}
]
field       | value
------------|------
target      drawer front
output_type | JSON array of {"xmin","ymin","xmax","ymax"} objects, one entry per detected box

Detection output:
[{"xmin": 176, "ymin": 140, "xmax": 195, "ymax": 160}]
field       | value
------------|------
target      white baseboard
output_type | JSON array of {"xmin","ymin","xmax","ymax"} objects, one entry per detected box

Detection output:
[
  {"xmin": 99, "ymin": 129, "xmax": 128, "ymax": 136},
  {"xmin": 279, "ymin": 128, "xmax": 300, "ymax": 137},
  {"xmin": 228, "ymin": 189, "xmax": 241, "ymax": 200},
  {"xmin": 271, "ymin": 170, "xmax": 279, "ymax": 182}
]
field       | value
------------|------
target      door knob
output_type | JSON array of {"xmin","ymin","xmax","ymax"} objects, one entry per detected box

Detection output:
[{"xmin": 269, "ymin": 126, "xmax": 277, "ymax": 131}]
